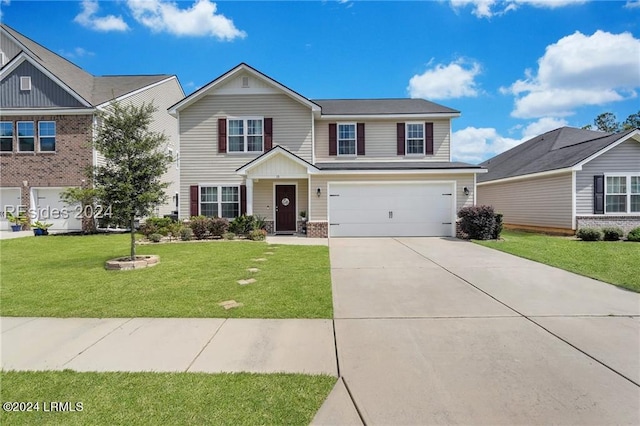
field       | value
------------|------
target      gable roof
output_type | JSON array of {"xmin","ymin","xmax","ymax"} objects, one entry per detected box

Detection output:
[
  {"xmin": 313, "ymin": 99, "xmax": 459, "ymax": 116},
  {"xmin": 479, "ymin": 127, "xmax": 640, "ymax": 183},
  {"xmin": 1, "ymin": 24, "xmax": 173, "ymax": 107},
  {"xmin": 236, "ymin": 145, "xmax": 319, "ymax": 175},
  {"xmin": 169, "ymin": 63, "xmax": 321, "ymax": 115}
]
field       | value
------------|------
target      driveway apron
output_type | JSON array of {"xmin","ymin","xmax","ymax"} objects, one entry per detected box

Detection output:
[{"xmin": 328, "ymin": 237, "xmax": 640, "ymax": 425}]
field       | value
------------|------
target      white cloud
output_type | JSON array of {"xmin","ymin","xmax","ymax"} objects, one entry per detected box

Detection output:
[
  {"xmin": 450, "ymin": 0, "xmax": 585, "ymax": 18},
  {"xmin": 126, "ymin": 0, "xmax": 246, "ymax": 40},
  {"xmin": 521, "ymin": 117, "xmax": 568, "ymax": 139},
  {"xmin": 74, "ymin": 0, "xmax": 129, "ymax": 32},
  {"xmin": 59, "ymin": 47, "xmax": 96, "ymax": 59},
  {"xmin": 408, "ymin": 60, "xmax": 481, "ymax": 99},
  {"xmin": 503, "ymin": 30, "xmax": 640, "ymax": 118},
  {"xmin": 452, "ymin": 127, "xmax": 522, "ymax": 163},
  {"xmin": 625, "ymin": 0, "xmax": 640, "ymax": 9}
]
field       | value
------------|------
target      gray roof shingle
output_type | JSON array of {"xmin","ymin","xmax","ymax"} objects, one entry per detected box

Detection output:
[
  {"xmin": 1, "ymin": 24, "xmax": 171, "ymax": 107},
  {"xmin": 312, "ymin": 99, "xmax": 459, "ymax": 115},
  {"xmin": 478, "ymin": 127, "xmax": 637, "ymax": 183},
  {"xmin": 316, "ymin": 161, "xmax": 482, "ymax": 171}
]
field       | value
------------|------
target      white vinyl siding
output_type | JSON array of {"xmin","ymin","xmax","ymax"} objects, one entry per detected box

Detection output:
[
  {"xmin": 179, "ymin": 94, "xmax": 313, "ymax": 219},
  {"xmin": 576, "ymin": 138, "xmax": 640, "ymax": 215},
  {"xmin": 309, "ymin": 173, "xmax": 474, "ymax": 222},
  {"xmin": 477, "ymin": 173, "xmax": 573, "ymax": 230},
  {"xmin": 315, "ymin": 119, "xmax": 450, "ymax": 162}
]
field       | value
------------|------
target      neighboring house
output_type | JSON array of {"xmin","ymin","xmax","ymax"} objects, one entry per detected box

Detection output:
[
  {"xmin": 477, "ymin": 126, "xmax": 640, "ymax": 234},
  {"xmin": 0, "ymin": 24, "xmax": 183, "ymax": 232},
  {"xmin": 169, "ymin": 63, "xmax": 485, "ymax": 238}
]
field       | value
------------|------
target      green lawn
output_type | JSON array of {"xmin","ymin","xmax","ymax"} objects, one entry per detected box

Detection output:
[
  {"xmin": 476, "ymin": 230, "xmax": 640, "ymax": 292},
  {"xmin": 0, "ymin": 234, "xmax": 332, "ymax": 318},
  {"xmin": 0, "ymin": 371, "xmax": 335, "ymax": 426}
]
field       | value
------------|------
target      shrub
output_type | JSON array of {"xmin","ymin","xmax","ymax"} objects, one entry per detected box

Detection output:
[
  {"xmin": 167, "ymin": 222, "xmax": 184, "ymax": 241},
  {"xmin": 492, "ymin": 213, "xmax": 503, "ymax": 240},
  {"xmin": 601, "ymin": 227, "xmax": 624, "ymax": 241},
  {"xmin": 248, "ymin": 229, "xmax": 267, "ymax": 241},
  {"xmin": 457, "ymin": 205, "xmax": 499, "ymax": 240},
  {"xmin": 223, "ymin": 232, "xmax": 236, "ymax": 240},
  {"xmin": 229, "ymin": 215, "xmax": 256, "ymax": 235},
  {"xmin": 254, "ymin": 214, "xmax": 267, "ymax": 230},
  {"xmin": 141, "ymin": 217, "xmax": 174, "ymax": 236},
  {"xmin": 627, "ymin": 227, "xmax": 640, "ymax": 242},
  {"xmin": 189, "ymin": 216, "xmax": 210, "ymax": 240},
  {"xmin": 576, "ymin": 227, "xmax": 602, "ymax": 241},
  {"xmin": 180, "ymin": 227, "xmax": 194, "ymax": 241},
  {"xmin": 209, "ymin": 217, "xmax": 230, "ymax": 238},
  {"xmin": 148, "ymin": 233, "xmax": 163, "ymax": 243}
]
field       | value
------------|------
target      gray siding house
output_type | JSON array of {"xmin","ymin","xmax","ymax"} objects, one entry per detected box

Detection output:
[
  {"xmin": 170, "ymin": 63, "xmax": 485, "ymax": 238},
  {"xmin": 0, "ymin": 24, "xmax": 183, "ymax": 231},
  {"xmin": 477, "ymin": 127, "xmax": 640, "ymax": 234}
]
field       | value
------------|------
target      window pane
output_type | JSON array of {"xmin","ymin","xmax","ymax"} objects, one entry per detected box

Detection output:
[
  {"xmin": 221, "ymin": 202, "xmax": 239, "ymax": 218},
  {"xmin": 631, "ymin": 176, "xmax": 640, "ymax": 194},
  {"xmin": 18, "ymin": 122, "xmax": 34, "ymax": 151},
  {"xmin": 606, "ymin": 176, "xmax": 626, "ymax": 194},
  {"xmin": 221, "ymin": 187, "xmax": 238, "ymax": 202},
  {"xmin": 228, "ymin": 136, "xmax": 244, "ymax": 152},
  {"xmin": 247, "ymin": 119, "xmax": 262, "ymax": 135},
  {"xmin": 407, "ymin": 124, "xmax": 423, "ymax": 139},
  {"xmin": 40, "ymin": 137, "xmax": 55, "ymax": 151},
  {"xmin": 338, "ymin": 124, "xmax": 355, "ymax": 140},
  {"xmin": 200, "ymin": 203, "xmax": 217, "ymax": 217},
  {"xmin": 200, "ymin": 187, "xmax": 217, "ymax": 203},
  {"xmin": 631, "ymin": 195, "xmax": 640, "ymax": 213},
  {"xmin": 0, "ymin": 138, "xmax": 11, "ymax": 151},
  {"xmin": 247, "ymin": 136, "xmax": 262, "ymax": 152},
  {"xmin": 228, "ymin": 120, "xmax": 243, "ymax": 136},
  {"xmin": 0, "ymin": 123, "xmax": 12, "ymax": 152},
  {"xmin": 338, "ymin": 140, "xmax": 356, "ymax": 155},
  {"xmin": 606, "ymin": 195, "xmax": 626, "ymax": 213},
  {"xmin": 407, "ymin": 140, "xmax": 424, "ymax": 154},
  {"xmin": 39, "ymin": 121, "xmax": 55, "ymax": 136}
]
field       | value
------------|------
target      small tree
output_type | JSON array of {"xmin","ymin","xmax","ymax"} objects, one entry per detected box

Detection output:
[
  {"xmin": 60, "ymin": 182, "xmax": 99, "ymax": 233},
  {"xmin": 93, "ymin": 102, "xmax": 172, "ymax": 260}
]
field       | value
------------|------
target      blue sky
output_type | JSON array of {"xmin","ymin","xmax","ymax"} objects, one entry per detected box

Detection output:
[{"xmin": 1, "ymin": 0, "xmax": 639, "ymax": 163}]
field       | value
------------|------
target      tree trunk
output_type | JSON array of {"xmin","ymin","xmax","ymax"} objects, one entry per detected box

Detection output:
[{"xmin": 130, "ymin": 216, "xmax": 136, "ymax": 260}]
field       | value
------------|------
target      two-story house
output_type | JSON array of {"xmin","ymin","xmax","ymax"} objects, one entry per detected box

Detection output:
[
  {"xmin": 0, "ymin": 24, "xmax": 183, "ymax": 232},
  {"xmin": 170, "ymin": 63, "xmax": 485, "ymax": 237}
]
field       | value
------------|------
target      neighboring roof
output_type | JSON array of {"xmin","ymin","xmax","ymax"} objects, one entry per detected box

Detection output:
[
  {"xmin": 1, "ymin": 24, "xmax": 174, "ymax": 107},
  {"xmin": 479, "ymin": 127, "xmax": 639, "ymax": 183},
  {"xmin": 315, "ymin": 161, "xmax": 484, "ymax": 171},
  {"xmin": 313, "ymin": 99, "xmax": 459, "ymax": 116}
]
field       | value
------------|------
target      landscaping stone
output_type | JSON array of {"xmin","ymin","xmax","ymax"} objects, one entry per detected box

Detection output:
[
  {"xmin": 218, "ymin": 300, "xmax": 243, "ymax": 310},
  {"xmin": 105, "ymin": 255, "xmax": 159, "ymax": 270},
  {"xmin": 237, "ymin": 278, "xmax": 257, "ymax": 286},
  {"xmin": 252, "ymin": 258, "xmax": 267, "ymax": 262},
  {"xmin": 264, "ymin": 252, "xmax": 275, "ymax": 255},
  {"xmin": 247, "ymin": 268, "xmax": 259, "ymax": 273}
]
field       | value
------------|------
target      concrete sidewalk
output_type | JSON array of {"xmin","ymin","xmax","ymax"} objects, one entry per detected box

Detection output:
[{"xmin": 1, "ymin": 317, "xmax": 337, "ymax": 375}]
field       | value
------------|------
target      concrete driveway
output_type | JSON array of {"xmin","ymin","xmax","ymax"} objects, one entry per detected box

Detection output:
[{"xmin": 321, "ymin": 237, "xmax": 640, "ymax": 425}]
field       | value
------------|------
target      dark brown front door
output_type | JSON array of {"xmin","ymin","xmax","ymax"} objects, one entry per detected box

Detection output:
[{"xmin": 275, "ymin": 185, "xmax": 296, "ymax": 233}]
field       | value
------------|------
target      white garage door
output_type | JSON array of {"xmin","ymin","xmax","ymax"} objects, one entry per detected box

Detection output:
[
  {"xmin": 329, "ymin": 182, "xmax": 455, "ymax": 237},
  {"xmin": 0, "ymin": 188, "xmax": 22, "ymax": 231},
  {"xmin": 32, "ymin": 188, "xmax": 82, "ymax": 231}
]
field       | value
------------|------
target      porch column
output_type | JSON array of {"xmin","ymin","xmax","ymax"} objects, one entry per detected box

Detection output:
[{"xmin": 246, "ymin": 178, "xmax": 254, "ymax": 215}]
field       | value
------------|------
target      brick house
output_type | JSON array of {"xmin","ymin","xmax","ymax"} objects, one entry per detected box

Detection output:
[{"xmin": 0, "ymin": 24, "xmax": 183, "ymax": 231}]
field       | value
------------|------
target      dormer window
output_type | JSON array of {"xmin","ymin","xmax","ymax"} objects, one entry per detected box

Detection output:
[{"xmin": 20, "ymin": 76, "xmax": 32, "ymax": 91}]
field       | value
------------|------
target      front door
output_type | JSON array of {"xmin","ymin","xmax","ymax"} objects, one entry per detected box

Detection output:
[{"xmin": 275, "ymin": 185, "xmax": 296, "ymax": 233}]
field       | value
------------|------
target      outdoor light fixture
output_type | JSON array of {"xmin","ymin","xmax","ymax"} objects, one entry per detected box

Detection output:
[
  {"xmin": 316, "ymin": 187, "xmax": 322, "ymax": 197},
  {"xmin": 463, "ymin": 186, "xmax": 470, "ymax": 196}
]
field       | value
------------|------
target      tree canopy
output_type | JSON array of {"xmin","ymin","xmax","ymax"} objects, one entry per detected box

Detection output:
[{"xmin": 583, "ymin": 110, "xmax": 640, "ymax": 132}]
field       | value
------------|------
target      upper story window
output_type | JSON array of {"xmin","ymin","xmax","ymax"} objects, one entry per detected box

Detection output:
[
  {"xmin": 228, "ymin": 117, "xmax": 263, "ymax": 153},
  {"xmin": 38, "ymin": 121, "xmax": 56, "ymax": 152},
  {"xmin": 0, "ymin": 122, "xmax": 13, "ymax": 152},
  {"xmin": 606, "ymin": 175, "xmax": 640, "ymax": 213},
  {"xmin": 406, "ymin": 123, "xmax": 425, "ymax": 155},
  {"xmin": 17, "ymin": 121, "xmax": 34, "ymax": 152},
  {"xmin": 338, "ymin": 123, "xmax": 356, "ymax": 156}
]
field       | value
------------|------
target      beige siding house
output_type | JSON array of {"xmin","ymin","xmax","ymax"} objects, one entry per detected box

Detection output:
[
  {"xmin": 170, "ymin": 63, "xmax": 485, "ymax": 237},
  {"xmin": 478, "ymin": 127, "xmax": 640, "ymax": 234}
]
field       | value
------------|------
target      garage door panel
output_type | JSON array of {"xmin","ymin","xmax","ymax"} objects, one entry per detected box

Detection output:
[
  {"xmin": 34, "ymin": 188, "xmax": 82, "ymax": 231},
  {"xmin": 0, "ymin": 188, "xmax": 22, "ymax": 231},
  {"xmin": 329, "ymin": 183, "xmax": 454, "ymax": 237}
]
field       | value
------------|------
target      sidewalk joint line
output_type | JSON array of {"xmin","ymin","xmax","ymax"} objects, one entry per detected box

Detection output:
[
  {"xmin": 185, "ymin": 318, "xmax": 227, "ymax": 372},
  {"xmin": 332, "ymin": 318, "xmax": 341, "ymax": 377},
  {"xmin": 342, "ymin": 376, "xmax": 367, "ymax": 426},
  {"xmin": 62, "ymin": 317, "xmax": 135, "ymax": 368},
  {"xmin": 0, "ymin": 317, "xmax": 38, "ymax": 333}
]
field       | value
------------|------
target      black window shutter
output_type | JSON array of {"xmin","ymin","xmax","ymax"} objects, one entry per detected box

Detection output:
[
  {"xmin": 329, "ymin": 123, "xmax": 337, "ymax": 156},
  {"xmin": 240, "ymin": 185, "xmax": 247, "ymax": 215},
  {"xmin": 425, "ymin": 122, "xmax": 434, "ymax": 155},
  {"xmin": 190, "ymin": 185, "xmax": 199, "ymax": 217},
  {"xmin": 218, "ymin": 118, "xmax": 227, "ymax": 153},
  {"xmin": 397, "ymin": 123, "xmax": 405, "ymax": 155},
  {"xmin": 357, "ymin": 123, "xmax": 365, "ymax": 156},
  {"xmin": 264, "ymin": 118, "xmax": 273, "ymax": 151},
  {"xmin": 593, "ymin": 175, "xmax": 604, "ymax": 214}
]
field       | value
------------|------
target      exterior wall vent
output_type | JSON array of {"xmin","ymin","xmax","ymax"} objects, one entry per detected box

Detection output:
[
  {"xmin": 241, "ymin": 76, "xmax": 249, "ymax": 88},
  {"xmin": 20, "ymin": 76, "xmax": 32, "ymax": 91}
]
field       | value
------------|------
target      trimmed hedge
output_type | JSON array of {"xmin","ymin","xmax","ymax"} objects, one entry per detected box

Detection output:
[
  {"xmin": 601, "ymin": 227, "xmax": 624, "ymax": 241},
  {"xmin": 576, "ymin": 228, "xmax": 602, "ymax": 241},
  {"xmin": 628, "ymin": 227, "xmax": 640, "ymax": 242},
  {"xmin": 458, "ymin": 205, "xmax": 501, "ymax": 240}
]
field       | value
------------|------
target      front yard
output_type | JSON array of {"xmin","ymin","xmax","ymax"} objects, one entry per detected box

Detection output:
[
  {"xmin": 0, "ymin": 234, "xmax": 332, "ymax": 318},
  {"xmin": 0, "ymin": 371, "xmax": 335, "ymax": 426},
  {"xmin": 476, "ymin": 230, "xmax": 640, "ymax": 292}
]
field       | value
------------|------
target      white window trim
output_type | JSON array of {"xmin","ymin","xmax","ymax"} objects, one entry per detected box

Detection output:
[
  {"xmin": 0, "ymin": 121, "xmax": 13, "ymax": 152},
  {"xmin": 16, "ymin": 121, "xmax": 35, "ymax": 152},
  {"xmin": 37, "ymin": 121, "xmax": 56, "ymax": 152},
  {"xmin": 405, "ymin": 122, "xmax": 425, "ymax": 156},
  {"xmin": 199, "ymin": 184, "xmax": 241, "ymax": 219},
  {"xmin": 227, "ymin": 116, "xmax": 264, "ymax": 154},
  {"xmin": 337, "ymin": 122, "xmax": 357, "ymax": 157},
  {"xmin": 604, "ymin": 174, "xmax": 640, "ymax": 214},
  {"xmin": 20, "ymin": 76, "xmax": 31, "ymax": 91}
]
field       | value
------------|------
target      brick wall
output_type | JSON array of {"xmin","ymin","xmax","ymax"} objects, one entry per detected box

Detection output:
[
  {"xmin": 576, "ymin": 216, "xmax": 640, "ymax": 235},
  {"xmin": 307, "ymin": 221, "xmax": 328, "ymax": 238}
]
